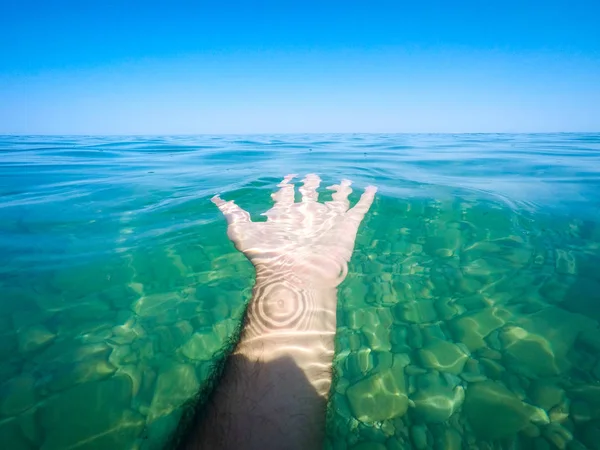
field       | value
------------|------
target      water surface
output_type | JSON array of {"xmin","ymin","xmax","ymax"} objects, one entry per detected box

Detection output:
[{"xmin": 1, "ymin": 134, "xmax": 600, "ymax": 449}]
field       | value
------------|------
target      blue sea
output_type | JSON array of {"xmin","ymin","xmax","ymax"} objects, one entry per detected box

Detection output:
[{"xmin": 1, "ymin": 134, "xmax": 600, "ymax": 449}]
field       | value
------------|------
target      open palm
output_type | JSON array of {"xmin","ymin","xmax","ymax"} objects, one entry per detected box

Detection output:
[{"xmin": 212, "ymin": 174, "xmax": 377, "ymax": 289}]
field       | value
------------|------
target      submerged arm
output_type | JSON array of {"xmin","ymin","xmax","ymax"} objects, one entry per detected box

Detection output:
[
  {"xmin": 178, "ymin": 175, "xmax": 376, "ymax": 449},
  {"xmin": 186, "ymin": 282, "xmax": 337, "ymax": 449}
]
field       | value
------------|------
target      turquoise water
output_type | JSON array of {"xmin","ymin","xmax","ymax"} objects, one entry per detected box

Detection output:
[{"xmin": 1, "ymin": 134, "xmax": 600, "ymax": 449}]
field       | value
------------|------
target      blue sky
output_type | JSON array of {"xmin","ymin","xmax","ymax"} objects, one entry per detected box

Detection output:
[{"xmin": 1, "ymin": 0, "xmax": 599, "ymax": 134}]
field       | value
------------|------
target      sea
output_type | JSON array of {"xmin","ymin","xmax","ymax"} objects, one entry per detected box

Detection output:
[{"xmin": 1, "ymin": 134, "xmax": 600, "ymax": 449}]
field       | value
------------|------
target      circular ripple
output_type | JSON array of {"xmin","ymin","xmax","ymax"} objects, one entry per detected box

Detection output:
[{"xmin": 249, "ymin": 278, "xmax": 315, "ymax": 334}]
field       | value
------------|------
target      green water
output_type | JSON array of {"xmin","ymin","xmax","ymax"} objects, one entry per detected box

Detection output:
[
  {"xmin": 328, "ymin": 196, "xmax": 600, "ymax": 450},
  {"xmin": 1, "ymin": 134, "xmax": 600, "ymax": 449}
]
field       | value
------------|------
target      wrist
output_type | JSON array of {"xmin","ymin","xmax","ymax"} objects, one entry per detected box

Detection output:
[
  {"xmin": 234, "ymin": 280, "xmax": 338, "ymax": 368},
  {"xmin": 247, "ymin": 277, "xmax": 336, "ymax": 332}
]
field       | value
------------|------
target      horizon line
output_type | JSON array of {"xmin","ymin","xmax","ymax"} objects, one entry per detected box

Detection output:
[{"xmin": 1, "ymin": 131, "xmax": 599, "ymax": 137}]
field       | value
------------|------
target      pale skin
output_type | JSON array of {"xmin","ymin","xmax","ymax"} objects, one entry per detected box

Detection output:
[{"xmin": 180, "ymin": 174, "xmax": 376, "ymax": 449}]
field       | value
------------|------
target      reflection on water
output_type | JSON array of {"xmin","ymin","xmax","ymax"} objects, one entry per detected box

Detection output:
[{"xmin": 1, "ymin": 134, "xmax": 600, "ymax": 449}]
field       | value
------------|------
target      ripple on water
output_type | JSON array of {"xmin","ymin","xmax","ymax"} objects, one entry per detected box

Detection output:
[{"xmin": 0, "ymin": 134, "xmax": 600, "ymax": 449}]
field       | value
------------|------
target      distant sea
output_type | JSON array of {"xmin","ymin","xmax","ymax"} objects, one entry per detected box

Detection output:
[{"xmin": 1, "ymin": 134, "xmax": 600, "ymax": 449}]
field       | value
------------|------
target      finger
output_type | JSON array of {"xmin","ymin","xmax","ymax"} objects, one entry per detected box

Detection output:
[
  {"xmin": 346, "ymin": 186, "xmax": 377, "ymax": 221},
  {"xmin": 211, "ymin": 195, "xmax": 251, "ymax": 224},
  {"xmin": 271, "ymin": 174, "xmax": 297, "ymax": 207},
  {"xmin": 325, "ymin": 179, "xmax": 352, "ymax": 212},
  {"xmin": 299, "ymin": 174, "xmax": 321, "ymax": 202}
]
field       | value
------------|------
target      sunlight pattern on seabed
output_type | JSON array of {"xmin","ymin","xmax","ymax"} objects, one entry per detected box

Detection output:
[{"xmin": 0, "ymin": 134, "xmax": 599, "ymax": 449}]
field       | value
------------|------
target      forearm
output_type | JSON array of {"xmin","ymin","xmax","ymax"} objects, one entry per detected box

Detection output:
[
  {"xmin": 182, "ymin": 279, "xmax": 338, "ymax": 450},
  {"xmin": 237, "ymin": 273, "xmax": 338, "ymax": 391}
]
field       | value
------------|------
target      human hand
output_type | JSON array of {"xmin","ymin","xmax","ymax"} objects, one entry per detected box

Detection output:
[
  {"xmin": 212, "ymin": 174, "xmax": 377, "ymax": 289},
  {"xmin": 194, "ymin": 175, "xmax": 377, "ymax": 450}
]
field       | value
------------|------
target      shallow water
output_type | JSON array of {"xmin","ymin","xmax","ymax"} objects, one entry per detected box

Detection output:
[{"xmin": 1, "ymin": 134, "xmax": 600, "ymax": 449}]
